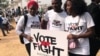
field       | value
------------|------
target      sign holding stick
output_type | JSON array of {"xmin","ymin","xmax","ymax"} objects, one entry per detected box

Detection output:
[{"xmin": 31, "ymin": 29, "xmax": 68, "ymax": 56}]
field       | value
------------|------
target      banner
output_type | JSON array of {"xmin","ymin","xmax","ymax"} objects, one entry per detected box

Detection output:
[{"xmin": 31, "ymin": 29, "xmax": 68, "ymax": 56}]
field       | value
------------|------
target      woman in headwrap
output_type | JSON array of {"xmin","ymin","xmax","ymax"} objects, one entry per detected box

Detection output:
[{"xmin": 16, "ymin": 1, "xmax": 40, "ymax": 56}]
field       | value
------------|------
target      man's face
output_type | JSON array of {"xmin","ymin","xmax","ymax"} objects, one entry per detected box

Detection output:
[{"xmin": 51, "ymin": 0, "xmax": 62, "ymax": 11}]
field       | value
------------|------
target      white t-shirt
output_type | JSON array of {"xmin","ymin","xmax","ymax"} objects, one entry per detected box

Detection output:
[
  {"xmin": 65, "ymin": 12, "xmax": 95, "ymax": 55},
  {"xmin": 14, "ymin": 16, "xmax": 20, "ymax": 23},
  {"xmin": 16, "ymin": 13, "xmax": 40, "ymax": 44},
  {"xmin": 44, "ymin": 9, "xmax": 67, "ymax": 31},
  {"xmin": 2, "ymin": 17, "xmax": 8, "ymax": 24}
]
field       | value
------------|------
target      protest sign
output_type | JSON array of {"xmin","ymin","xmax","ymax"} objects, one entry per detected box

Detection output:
[{"xmin": 31, "ymin": 29, "xmax": 68, "ymax": 56}]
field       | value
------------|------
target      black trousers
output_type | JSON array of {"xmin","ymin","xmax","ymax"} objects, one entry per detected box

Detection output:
[
  {"xmin": 69, "ymin": 52, "xmax": 89, "ymax": 56},
  {"xmin": 25, "ymin": 43, "xmax": 31, "ymax": 56},
  {"xmin": 89, "ymin": 37, "xmax": 100, "ymax": 56},
  {"xmin": 0, "ymin": 25, "xmax": 6, "ymax": 36},
  {"xmin": 3, "ymin": 24, "xmax": 9, "ymax": 33}
]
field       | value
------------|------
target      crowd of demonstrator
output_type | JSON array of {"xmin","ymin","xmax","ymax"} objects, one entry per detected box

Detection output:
[{"xmin": 0, "ymin": 0, "xmax": 100, "ymax": 56}]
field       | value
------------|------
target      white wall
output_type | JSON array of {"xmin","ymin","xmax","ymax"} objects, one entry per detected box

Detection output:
[{"xmin": 21, "ymin": 0, "xmax": 28, "ymax": 8}]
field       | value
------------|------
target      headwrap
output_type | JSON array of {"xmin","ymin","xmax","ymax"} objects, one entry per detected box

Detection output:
[{"xmin": 27, "ymin": 1, "xmax": 38, "ymax": 10}]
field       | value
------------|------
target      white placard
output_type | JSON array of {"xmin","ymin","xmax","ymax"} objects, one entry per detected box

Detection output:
[{"xmin": 31, "ymin": 29, "xmax": 68, "ymax": 56}]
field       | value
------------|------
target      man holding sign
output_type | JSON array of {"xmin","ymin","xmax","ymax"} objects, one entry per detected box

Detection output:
[{"xmin": 38, "ymin": 0, "xmax": 67, "ymax": 56}]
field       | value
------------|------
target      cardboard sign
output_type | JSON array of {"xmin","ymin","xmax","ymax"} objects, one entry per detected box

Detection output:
[{"xmin": 31, "ymin": 29, "xmax": 68, "ymax": 56}]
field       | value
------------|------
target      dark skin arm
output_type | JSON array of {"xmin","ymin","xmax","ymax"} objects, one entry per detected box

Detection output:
[
  {"xmin": 67, "ymin": 27, "xmax": 95, "ymax": 39},
  {"xmin": 20, "ymin": 33, "xmax": 33, "ymax": 42},
  {"xmin": 41, "ymin": 19, "xmax": 48, "ymax": 29},
  {"xmin": 20, "ymin": 19, "xmax": 48, "ymax": 42}
]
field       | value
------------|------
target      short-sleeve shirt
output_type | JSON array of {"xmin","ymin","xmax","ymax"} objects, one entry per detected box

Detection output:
[
  {"xmin": 64, "ymin": 12, "xmax": 95, "ymax": 55},
  {"xmin": 44, "ymin": 9, "xmax": 67, "ymax": 31},
  {"xmin": 16, "ymin": 13, "xmax": 40, "ymax": 44},
  {"xmin": 2, "ymin": 17, "xmax": 8, "ymax": 24}
]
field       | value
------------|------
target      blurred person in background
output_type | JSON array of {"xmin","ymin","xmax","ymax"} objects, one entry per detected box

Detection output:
[
  {"xmin": 12, "ymin": 8, "xmax": 15, "ymax": 17},
  {"xmin": 2, "ymin": 13, "xmax": 9, "ymax": 34},
  {"xmin": 0, "ymin": 12, "xmax": 7, "ymax": 36},
  {"xmin": 22, "ymin": 7, "xmax": 28, "ymax": 15},
  {"xmin": 14, "ymin": 14, "xmax": 20, "ymax": 24},
  {"xmin": 88, "ymin": 0, "xmax": 100, "ymax": 56},
  {"xmin": 0, "ymin": 13, "xmax": 3, "ymax": 39},
  {"xmin": 16, "ymin": 6, "xmax": 21, "ymax": 16}
]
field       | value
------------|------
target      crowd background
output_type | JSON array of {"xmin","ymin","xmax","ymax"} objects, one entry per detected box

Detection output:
[{"xmin": 0, "ymin": 0, "xmax": 100, "ymax": 56}]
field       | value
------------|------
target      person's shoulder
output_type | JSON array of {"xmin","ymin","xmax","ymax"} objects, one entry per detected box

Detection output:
[
  {"xmin": 35, "ymin": 15, "xmax": 40, "ymax": 18},
  {"xmin": 61, "ymin": 10, "xmax": 67, "ymax": 15},
  {"xmin": 88, "ymin": 3, "xmax": 94, "ymax": 6},
  {"xmin": 45, "ymin": 9, "xmax": 54, "ymax": 15},
  {"xmin": 65, "ymin": 15, "xmax": 72, "ymax": 19},
  {"xmin": 46, "ymin": 9, "xmax": 54, "ymax": 13},
  {"xmin": 83, "ymin": 12, "xmax": 89, "ymax": 14},
  {"xmin": 65, "ymin": 15, "xmax": 72, "ymax": 22},
  {"xmin": 81, "ymin": 12, "xmax": 92, "ymax": 19},
  {"xmin": 18, "ymin": 15, "xmax": 25, "ymax": 21},
  {"xmin": 23, "ymin": 13, "xmax": 30, "ymax": 18},
  {"xmin": 88, "ymin": 3, "xmax": 98, "ymax": 8}
]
